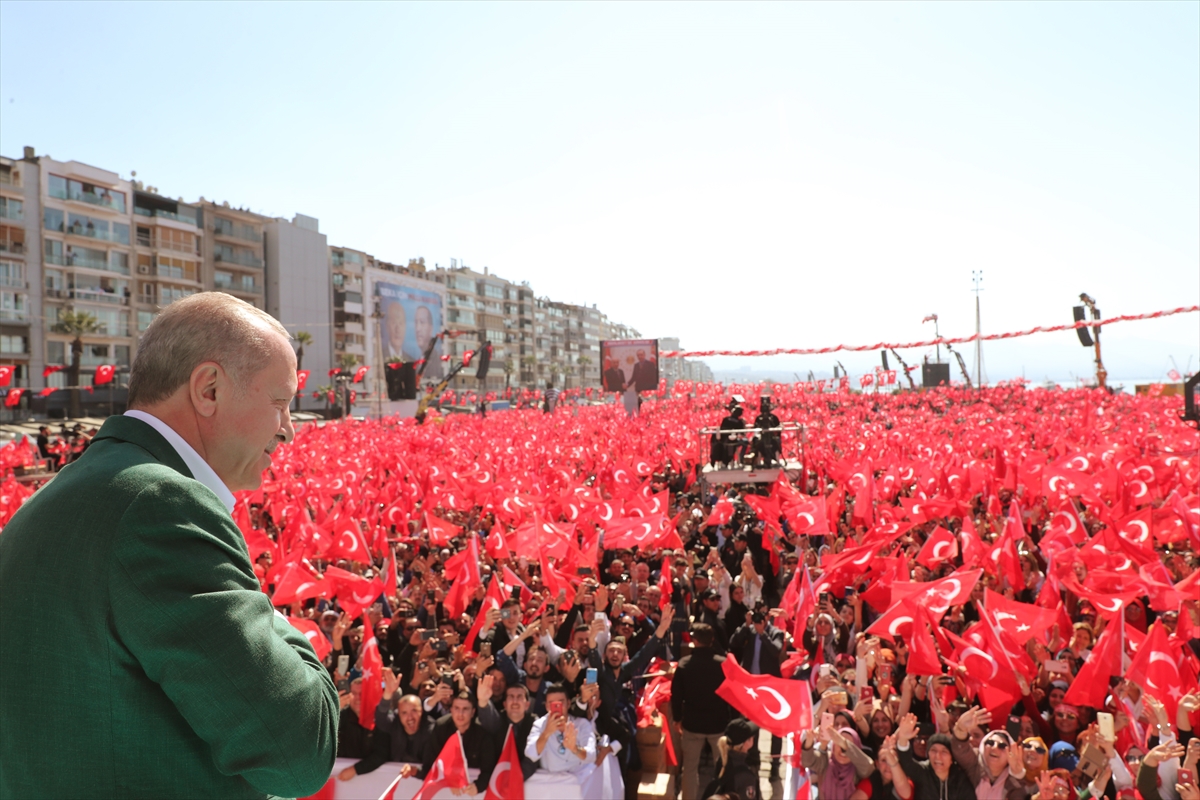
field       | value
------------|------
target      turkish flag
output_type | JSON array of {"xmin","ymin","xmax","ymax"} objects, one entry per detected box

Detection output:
[
  {"xmin": 890, "ymin": 568, "xmax": 983, "ymax": 618},
  {"xmin": 1125, "ymin": 622, "xmax": 1196, "ymax": 721},
  {"xmin": 94, "ymin": 364, "xmax": 115, "ymax": 385},
  {"xmin": 983, "ymin": 589, "xmax": 1057, "ymax": 646},
  {"xmin": 915, "ymin": 526, "xmax": 958, "ymax": 570},
  {"xmin": 287, "ymin": 616, "xmax": 332, "ymax": 662},
  {"xmin": 906, "ymin": 610, "xmax": 945, "ymax": 677},
  {"xmin": 37, "ymin": 387, "xmax": 55, "ymax": 397},
  {"xmin": 715, "ymin": 655, "xmax": 812, "ymax": 738},
  {"xmin": 325, "ymin": 516, "xmax": 371, "ymax": 563},
  {"xmin": 327, "ymin": 367, "xmax": 340, "ymax": 377},
  {"xmin": 784, "ymin": 495, "xmax": 830, "ymax": 536},
  {"xmin": 4, "ymin": 388, "xmax": 22, "ymax": 407},
  {"xmin": 0, "ymin": 365, "xmax": 12, "ymax": 387},
  {"xmin": 424, "ymin": 511, "xmax": 462, "ymax": 547},
  {"xmin": 296, "ymin": 369, "xmax": 310, "ymax": 390},
  {"xmin": 337, "ymin": 576, "xmax": 384, "ymax": 620},
  {"xmin": 959, "ymin": 516, "xmax": 986, "ymax": 569},
  {"xmin": 486, "ymin": 524, "xmax": 512, "ymax": 559},
  {"xmin": 603, "ymin": 514, "xmax": 681, "ymax": 551},
  {"xmin": 390, "ymin": 731, "xmax": 471, "ymax": 800},
  {"xmin": 657, "ymin": 565, "xmax": 673, "ymax": 611},
  {"xmin": 358, "ymin": 619, "xmax": 383, "ymax": 730},
  {"xmin": 704, "ymin": 497, "xmax": 734, "ymax": 527},
  {"xmin": 41, "ymin": 364, "xmax": 64, "ymax": 379},
  {"xmin": 1062, "ymin": 621, "xmax": 1123, "ymax": 710},
  {"xmin": 270, "ymin": 562, "xmax": 326, "ymax": 606},
  {"xmin": 484, "ymin": 725, "xmax": 525, "ymax": 800},
  {"xmin": 443, "ymin": 536, "xmax": 483, "ymax": 618}
]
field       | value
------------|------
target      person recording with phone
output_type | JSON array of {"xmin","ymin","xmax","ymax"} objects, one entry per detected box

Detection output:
[
  {"xmin": 475, "ymin": 674, "xmax": 538, "ymax": 780},
  {"xmin": 729, "ymin": 604, "xmax": 786, "ymax": 780},
  {"xmin": 526, "ymin": 684, "xmax": 598, "ymax": 775}
]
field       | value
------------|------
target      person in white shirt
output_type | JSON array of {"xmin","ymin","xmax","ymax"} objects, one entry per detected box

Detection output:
[{"xmin": 525, "ymin": 684, "xmax": 597, "ymax": 775}]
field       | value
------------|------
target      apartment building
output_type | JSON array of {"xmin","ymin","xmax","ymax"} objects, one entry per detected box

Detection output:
[
  {"xmin": 0, "ymin": 155, "xmax": 32, "ymax": 388},
  {"xmin": 658, "ymin": 337, "xmax": 714, "ymax": 386}
]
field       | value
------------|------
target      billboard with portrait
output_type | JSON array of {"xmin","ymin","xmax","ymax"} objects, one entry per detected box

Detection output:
[
  {"xmin": 600, "ymin": 339, "xmax": 659, "ymax": 393},
  {"xmin": 366, "ymin": 269, "xmax": 446, "ymax": 381}
]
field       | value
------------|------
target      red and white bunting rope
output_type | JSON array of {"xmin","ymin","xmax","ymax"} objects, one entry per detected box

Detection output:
[{"xmin": 660, "ymin": 305, "xmax": 1199, "ymax": 358}]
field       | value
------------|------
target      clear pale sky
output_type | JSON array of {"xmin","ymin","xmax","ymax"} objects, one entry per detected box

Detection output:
[{"xmin": 2, "ymin": 1, "xmax": 1196, "ymax": 384}]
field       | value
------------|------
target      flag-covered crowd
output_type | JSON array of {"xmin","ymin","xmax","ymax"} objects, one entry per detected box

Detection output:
[{"xmin": 2, "ymin": 382, "xmax": 1198, "ymax": 800}]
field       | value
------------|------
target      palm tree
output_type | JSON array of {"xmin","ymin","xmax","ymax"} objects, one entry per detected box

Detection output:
[
  {"xmin": 51, "ymin": 309, "xmax": 101, "ymax": 419},
  {"xmin": 502, "ymin": 357, "xmax": 515, "ymax": 390},
  {"xmin": 317, "ymin": 384, "xmax": 334, "ymax": 415},
  {"xmin": 577, "ymin": 354, "xmax": 592, "ymax": 389},
  {"xmin": 293, "ymin": 330, "xmax": 313, "ymax": 371},
  {"xmin": 520, "ymin": 355, "xmax": 536, "ymax": 386},
  {"xmin": 292, "ymin": 331, "xmax": 313, "ymax": 411}
]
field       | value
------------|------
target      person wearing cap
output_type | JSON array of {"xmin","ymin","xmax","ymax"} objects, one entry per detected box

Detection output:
[
  {"xmin": 896, "ymin": 712, "xmax": 976, "ymax": 799},
  {"xmin": 751, "ymin": 396, "xmax": 781, "ymax": 467},
  {"xmin": 950, "ymin": 707, "xmax": 1026, "ymax": 799},
  {"xmin": 693, "ymin": 587, "xmax": 729, "ymax": 654},
  {"xmin": 1047, "ymin": 741, "xmax": 1079, "ymax": 773},
  {"xmin": 707, "ymin": 719, "xmax": 762, "ymax": 800}
]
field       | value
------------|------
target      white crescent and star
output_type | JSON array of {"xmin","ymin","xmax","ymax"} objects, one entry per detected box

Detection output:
[{"xmin": 961, "ymin": 647, "xmax": 999, "ymax": 680}]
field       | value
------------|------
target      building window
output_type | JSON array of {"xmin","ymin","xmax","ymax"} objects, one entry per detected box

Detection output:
[
  {"xmin": 0, "ymin": 198, "xmax": 22, "ymax": 221},
  {"xmin": 0, "ymin": 260, "xmax": 23, "ymax": 288},
  {"xmin": 44, "ymin": 207, "xmax": 65, "ymax": 232},
  {"xmin": 137, "ymin": 310, "xmax": 155, "ymax": 332},
  {"xmin": 240, "ymin": 274, "xmax": 256, "ymax": 292},
  {"xmin": 114, "ymin": 345, "xmax": 130, "ymax": 367},
  {"xmin": 0, "ymin": 334, "xmax": 26, "ymax": 354},
  {"xmin": 214, "ymin": 270, "xmax": 233, "ymax": 289}
]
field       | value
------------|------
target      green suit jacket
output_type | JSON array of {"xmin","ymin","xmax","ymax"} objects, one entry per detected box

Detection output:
[{"xmin": 0, "ymin": 415, "xmax": 338, "ymax": 799}]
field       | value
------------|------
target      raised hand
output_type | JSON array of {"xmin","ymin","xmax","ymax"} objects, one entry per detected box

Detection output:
[
  {"xmin": 476, "ymin": 672, "xmax": 494, "ymax": 707},
  {"xmin": 897, "ymin": 712, "xmax": 919, "ymax": 744},
  {"xmin": 562, "ymin": 718, "xmax": 578, "ymax": 752},
  {"xmin": 382, "ymin": 668, "xmax": 400, "ymax": 700}
]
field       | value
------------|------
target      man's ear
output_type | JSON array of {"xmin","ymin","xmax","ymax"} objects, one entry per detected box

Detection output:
[{"xmin": 190, "ymin": 362, "xmax": 222, "ymax": 418}]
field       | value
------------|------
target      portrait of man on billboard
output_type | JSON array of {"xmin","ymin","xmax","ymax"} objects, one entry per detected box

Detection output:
[
  {"xmin": 413, "ymin": 304, "xmax": 443, "ymax": 379},
  {"xmin": 376, "ymin": 280, "xmax": 444, "ymax": 380},
  {"xmin": 601, "ymin": 339, "xmax": 658, "ymax": 394}
]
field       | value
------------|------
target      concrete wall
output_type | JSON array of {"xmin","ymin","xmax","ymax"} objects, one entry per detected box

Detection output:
[{"xmin": 264, "ymin": 217, "xmax": 331, "ymax": 412}]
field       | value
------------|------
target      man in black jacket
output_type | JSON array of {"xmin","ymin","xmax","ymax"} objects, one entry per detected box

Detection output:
[
  {"xmin": 339, "ymin": 691, "xmax": 434, "ymax": 780},
  {"xmin": 671, "ymin": 623, "xmax": 734, "ymax": 800},
  {"xmin": 895, "ymin": 712, "xmax": 976, "ymax": 800},
  {"xmin": 692, "ymin": 589, "xmax": 729, "ymax": 654},
  {"xmin": 476, "ymin": 676, "xmax": 537, "ymax": 780},
  {"xmin": 729, "ymin": 608, "xmax": 785, "ymax": 779},
  {"xmin": 403, "ymin": 692, "xmax": 497, "ymax": 794}
]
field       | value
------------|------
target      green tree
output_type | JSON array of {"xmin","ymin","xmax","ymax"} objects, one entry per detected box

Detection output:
[
  {"xmin": 293, "ymin": 331, "xmax": 313, "ymax": 371},
  {"xmin": 502, "ymin": 357, "xmax": 515, "ymax": 390},
  {"xmin": 576, "ymin": 355, "xmax": 592, "ymax": 389},
  {"xmin": 51, "ymin": 310, "xmax": 102, "ymax": 419},
  {"xmin": 292, "ymin": 331, "xmax": 313, "ymax": 411}
]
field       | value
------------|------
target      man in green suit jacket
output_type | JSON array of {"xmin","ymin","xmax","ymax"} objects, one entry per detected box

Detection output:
[{"xmin": 0, "ymin": 293, "xmax": 339, "ymax": 799}]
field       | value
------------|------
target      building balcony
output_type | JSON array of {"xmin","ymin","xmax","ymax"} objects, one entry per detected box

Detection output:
[
  {"xmin": 0, "ymin": 309, "xmax": 30, "ymax": 323},
  {"xmin": 342, "ymin": 321, "xmax": 364, "ymax": 335},
  {"xmin": 50, "ymin": 186, "xmax": 126, "ymax": 214},
  {"xmin": 212, "ymin": 221, "xmax": 262, "ymax": 243},
  {"xmin": 68, "ymin": 289, "xmax": 128, "ymax": 306},
  {"xmin": 64, "ymin": 225, "xmax": 130, "ymax": 246},
  {"xmin": 0, "ymin": 275, "xmax": 26, "ymax": 289},
  {"xmin": 134, "ymin": 206, "xmax": 198, "ymax": 227},
  {"xmin": 215, "ymin": 250, "xmax": 263, "ymax": 268}
]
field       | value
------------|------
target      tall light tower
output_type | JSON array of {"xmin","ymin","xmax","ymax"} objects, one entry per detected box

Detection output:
[{"xmin": 972, "ymin": 271, "xmax": 984, "ymax": 388}]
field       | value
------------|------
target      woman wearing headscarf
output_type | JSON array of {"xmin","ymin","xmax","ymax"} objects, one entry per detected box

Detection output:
[
  {"xmin": 946, "ymin": 712, "xmax": 1026, "ymax": 800},
  {"xmin": 1015, "ymin": 736, "xmax": 1049, "ymax": 796},
  {"xmin": 800, "ymin": 724, "xmax": 876, "ymax": 799}
]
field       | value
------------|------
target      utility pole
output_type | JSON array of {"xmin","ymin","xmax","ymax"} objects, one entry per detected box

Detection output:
[
  {"xmin": 972, "ymin": 271, "xmax": 984, "ymax": 388},
  {"xmin": 1079, "ymin": 293, "xmax": 1107, "ymax": 390}
]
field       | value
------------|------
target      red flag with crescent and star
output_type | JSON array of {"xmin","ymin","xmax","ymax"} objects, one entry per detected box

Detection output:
[
  {"xmin": 484, "ymin": 725, "xmax": 525, "ymax": 800},
  {"xmin": 715, "ymin": 654, "xmax": 812, "ymax": 738}
]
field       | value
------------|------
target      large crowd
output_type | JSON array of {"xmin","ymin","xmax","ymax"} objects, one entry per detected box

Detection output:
[{"xmin": 5, "ymin": 383, "xmax": 1198, "ymax": 800}]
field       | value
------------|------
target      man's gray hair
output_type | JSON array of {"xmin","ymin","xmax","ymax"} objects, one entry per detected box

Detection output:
[{"xmin": 127, "ymin": 292, "xmax": 291, "ymax": 408}]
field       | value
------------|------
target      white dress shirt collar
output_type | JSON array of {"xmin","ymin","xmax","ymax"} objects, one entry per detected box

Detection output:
[{"xmin": 123, "ymin": 410, "xmax": 236, "ymax": 513}]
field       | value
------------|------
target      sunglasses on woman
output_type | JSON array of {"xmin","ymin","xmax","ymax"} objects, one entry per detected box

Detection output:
[
  {"xmin": 984, "ymin": 739, "xmax": 1009, "ymax": 750},
  {"xmin": 1023, "ymin": 744, "xmax": 1047, "ymax": 755}
]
